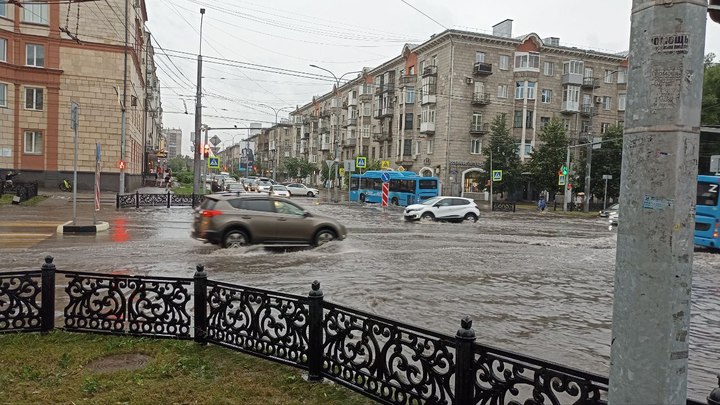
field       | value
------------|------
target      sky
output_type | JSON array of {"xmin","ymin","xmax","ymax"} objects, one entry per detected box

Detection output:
[{"xmin": 144, "ymin": 0, "xmax": 720, "ymax": 156}]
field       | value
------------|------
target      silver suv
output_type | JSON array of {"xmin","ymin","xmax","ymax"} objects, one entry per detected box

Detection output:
[{"xmin": 192, "ymin": 194, "xmax": 348, "ymax": 248}]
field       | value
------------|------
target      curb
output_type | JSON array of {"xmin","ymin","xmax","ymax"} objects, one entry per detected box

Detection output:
[{"xmin": 57, "ymin": 220, "xmax": 110, "ymax": 234}]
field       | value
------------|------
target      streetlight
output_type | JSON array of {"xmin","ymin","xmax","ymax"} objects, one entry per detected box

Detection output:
[
  {"xmin": 308, "ymin": 65, "xmax": 362, "ymax": 202},
  {"xmin": 192, "ymin": 8, "xmax": 206, "ymax": 197},
  {"xmin": 259, "ymin": 104, "xmax": 293, "ymax": 181}
]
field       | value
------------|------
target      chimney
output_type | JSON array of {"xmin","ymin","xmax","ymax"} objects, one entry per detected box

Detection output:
[{"xmin": 492, "ymin": 19, "xmax": 513, "ymax": 38}]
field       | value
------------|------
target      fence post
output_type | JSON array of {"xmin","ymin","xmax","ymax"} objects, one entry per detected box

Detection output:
[
  {"xmin": 193, "ymin": 264, "xmax": 208, "ymax": 345},
  {"xmin": 41, "ymin": 256, "xmax": 56, "ymax": 334},
  {"xmin": 307, "ymin": 280, "xmax": 324, "ymax": 381},
  {"xmin": 455, "ymin": 316, "xmax": 476, "ymax": 404},
  {"xmin": 167, "ymin": 191, "xmax": 171, "ymax": 208},
  {"xmin": 116, "ymin": 193, "xmax": 119, "ymax": 209},
  {"xmin": 513, "ymin": 203, "xmax": 516, "ymax": 213},
  {"xmin": 135, "ymin": 191, "xmax": 140, "ymax": 209}
]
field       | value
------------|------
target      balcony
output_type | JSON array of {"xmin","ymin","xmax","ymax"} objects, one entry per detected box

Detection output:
[
  {"xmin": 374, "ymin": 107, "xmax": 394, "ymax": 119},
  {"xmin": 420, "ymin": 122, "xmax": 435, "ymax": 134},
  {"xmin": 581, "ymin": 77, "xmax": 599, "ymax": 89},
  {"xmin": 319, "ymin": 141, "xmax": 331, "ymax": 151},
  {"xmin": 374, "ymin": 83, "xmax": 395, "ymax": 94},
  {"xmin": 471, "ymin": 92, "xmax": 491, "ymax": 105},
  {"xmin": 473, "ymin": 62, "xmax": 493, "ymax": 76},
  {"xmin": 561, "ymin": 73, "xmax": 583, "ymax": 86},
  {"xmin": 342, "ymin": 138, "xmax": 356, "ymax": 147},
  {"xmin": 470, "ymin": 122, "xmax": 490, "ymax": 134},
  {"xmin": 580, "ymin": 104, "xmax": 596, "ymax": 116},
  {"xmin": 560, "ymin": 101, "xmax": 580, "ymax": 114},
  {"xmin": 347, "ymin": 96, "xmax": 357, "ymax": 107},
  {"xmin": 373, "ymin": 130, "xmax": 392, "ymax": 141},
  {"xmin": 302, "ymin": 132, "xmax": 310, "ymax": 139},
  {"xmin": 402, "ymin": 74, "xmax": 416, "ymax": 85},
  {"xmin": 422, "ymin": 65, "xmax": 438, "ymax": 77},
  {"xmin": 358, "ymin": 92, "xmax": 372, "ymax": 102},
  {"xmin": 345, "ymin": 118, "xmax": 358, "ymax": 127},
  {"xmin": 421, "ymin": 93, "xmax": 437, "ymax": 105}
]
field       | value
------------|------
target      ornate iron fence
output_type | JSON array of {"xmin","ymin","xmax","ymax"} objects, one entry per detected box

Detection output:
[
  {"xmin": 116, "ymin": 192, "xmax": 204, "ymax": 209},
  {"xmin": 0, "ymin": 256, "xmax": 710, "ymax": 405},
  {"xmin": 492, "ymin": 201, "xmax": 516, "ymax": 212}
]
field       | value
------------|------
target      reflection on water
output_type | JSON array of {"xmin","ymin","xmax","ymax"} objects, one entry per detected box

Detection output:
[{"xmin": 111, "ymin": 218, "xmax": 130, "ymax": 243}]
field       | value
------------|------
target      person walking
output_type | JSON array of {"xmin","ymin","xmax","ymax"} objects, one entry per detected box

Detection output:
[
  {"xmin": 537, "ymin": 196, "xmax": 547, "ymax": 212},
  {"xmin": 165, "ymin": 168, "xmax": 172, "ymax": 190}
]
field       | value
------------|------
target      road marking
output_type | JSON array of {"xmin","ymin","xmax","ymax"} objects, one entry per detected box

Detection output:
[{"xmin": 0, "ymin": 221, "xmax": 62, "ymax": 249}]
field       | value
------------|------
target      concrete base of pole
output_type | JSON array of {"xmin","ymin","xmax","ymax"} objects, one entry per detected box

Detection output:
[{"xmin": 57, "ymin": 220, "xmax": 110, "ymax": 234}]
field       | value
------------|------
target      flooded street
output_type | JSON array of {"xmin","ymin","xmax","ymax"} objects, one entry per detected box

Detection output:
[{"xmin": 1, "ymin": 196, "xmax": 719, "ymax": 400}]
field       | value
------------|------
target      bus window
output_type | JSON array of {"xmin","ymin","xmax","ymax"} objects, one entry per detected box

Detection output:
[
  {"xmin": 350, "ymin": 178, "xmax": 359, "ymax": 191},
  {"xmin": 419, "ymin": 179, "xmax": 437, "ymax": 189},
  {"xmin": 697, "ymin": 182, "xmax": 719, "ymax": 206},
  {"xmin": 360, "ymin": 178, "xmax": 368, "ymax": 189},
  {"xmin": 372, "ymin": 179, "xmax": 382, "ymax": 190}
]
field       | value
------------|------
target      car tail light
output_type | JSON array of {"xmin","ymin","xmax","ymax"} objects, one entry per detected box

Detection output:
[
  {"xmin": 201, "ymin": 209, "xmax": 223, "ymax": 218},
  {"xmin": 714, "ymin": 220, "xmax": 719, "ymax": 239}
]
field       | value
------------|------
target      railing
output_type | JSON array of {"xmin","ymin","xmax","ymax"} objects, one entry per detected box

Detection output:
[
  {"xmin": 116, "ymin": 192, "xmax": 205, "ymax": 209},
  {"xmin": 492, "ymin": 201, "xmax": 516, "ymax": 212},
  {"xmin": 0, "ymin": 257, "xmax": 710, "ymax": 405}
]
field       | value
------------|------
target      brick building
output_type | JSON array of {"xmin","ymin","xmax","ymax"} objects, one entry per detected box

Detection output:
[
  {"xmin": 0, "ymin": 0, "xmax": 161, "ymax": 191},
  {"xmin": 261, "ymin": 20, "xmax": 627, "ymax": 196}
]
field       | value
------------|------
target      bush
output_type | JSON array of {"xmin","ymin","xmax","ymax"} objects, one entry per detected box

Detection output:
[{"xmin": 175, "ymin": 171, "xmax": 194, "ymax": 184}]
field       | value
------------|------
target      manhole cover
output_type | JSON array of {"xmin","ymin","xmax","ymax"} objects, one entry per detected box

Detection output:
[{"xmin": 85, "ymin": 353, "xmax": 151, "ymax": 374}]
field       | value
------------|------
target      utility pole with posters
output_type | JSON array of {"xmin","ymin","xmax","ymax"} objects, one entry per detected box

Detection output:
[{"xmin": 608, "ymin": 1, "xmax": 715, "ymax": 403}]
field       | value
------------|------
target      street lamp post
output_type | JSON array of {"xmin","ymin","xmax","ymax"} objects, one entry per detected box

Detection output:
[
  {"xmin": 259, "ymin": 104, "xmax": 293, "ymax": 181},
  {"xmin": 309, "ymin": 65, "xmax": 362, "ymax": 202},
  {"xmin": 192, "ymin": 8, "xmax": 206, "ymax": 196}
]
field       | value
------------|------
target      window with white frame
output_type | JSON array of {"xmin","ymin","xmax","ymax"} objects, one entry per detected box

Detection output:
[
  {"xmin": 562, "ymin": 119, "xmax": 571, "ymax": 130},
  {"xmin": 601, "ymin": 123, "xmax": 610, "ymax": 134},
  {"xmin": 517, "ymin": 143, "xmax": 532, "ymax": 158},
  {"xmin": 421, "ymin": 105, "xmax": 435, "ymax": 123},
  {"xmin": 471, "ymin": 139, "xmax": 482, "ymax": 154},
  {"xmin": 513, "ymin": 110, "xmax": 523, "ymax": 128},
  {"xmin": 603, "ymin": 96, "xmax": 612, "ymax": 110},
  {"xmin": 26, "ymin": 44, "xmax": 44, "ymax": 67},
  {"xmin": 540, "ymin": 116, "xmax": 550, "ymax": 128},
  {"xmin": 406, "ymin": 87, "xmax": 414, "ymax": 104},
  {"xmin": 515, "ymin": 81, "xmax": 524, "ymax": 99},
  {"xmin": 617, "ymin": 68, "xmax": 627, "ymax": 84},
  {"xmin": 514, "ymin": 52, "xmax": 540, "ymax": 71},
  {"xmin": 604, "ymin": 70, "xmax": 615, "ymax": 83},
  {"xmin": 415, "ymin": 140, "xmax": 421, "ymax": 156},
  {"xmin": 431, "ymin": 55, "xmax": 437, "ymax": 67},
  {"xmin": 525, "ymin": 110, "xmax": 534, "ymax": 128},
  {"xmin": 24, "ymin": 131, "xmax": 42, "ymax": 154},
  {"xmin": 25, "ymin": 87, "xmax": 43, "ymax": 110},
  {"xmin": 22, "ymin": 3, "xmax": 48, "ymax": 24},
  {"xmin": 499, "ymin": 55, "xmax": 509, "ymax": 70},
  {"xmin": 0, "ymin": 82, "xmax": 6, "ymax": 107},
  {"xmin": 563, "ymin": 60, "xmax": 584, "ymax": 75},
  {"xmin": 0, "ymin": 3, "xmax": 6, "ymax": 18},
  {"xmin": 427, "ymin": 138, "xmax": 434, "ymax": 154},
  {"xmin": 541, "ymin": 89, "xmax": 552, "ymax": 103},
  {"xmin": 527, "ymin": 82, "xmax": 536, "ymax": 100},
  {"xmin": 543, "ymin": 61, "xmax": 554, "ymax": 76},
  {"xmin": 475, "ymin": 52, "xmax": 485, "ymax": 63},
  {"xmin": 497, "ymin": 84, "xmax": 508, "ymax": 99},
  {"xmin": 472, "ymin": 112, "xmax": 483, "ymax": 131},
  {"xmin": 0, "ymin": 38, "xmax": 6, "ymax": 62},
  {"xmin": 618, "ymin": 94, "xmax": 626, "ymax": 111},
  {"xmin": 419, "ymin": 60, "xmax": 425, "ymax": 72}
]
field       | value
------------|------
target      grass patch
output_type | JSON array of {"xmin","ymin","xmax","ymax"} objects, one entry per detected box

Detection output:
[
  {"xmin": 0, "ymin": 331, "xmax": 374, "ymax": 405},
  {"xmin": 172, "ymin": 184, "xmax": 207, "ymax": 195},
  {"xmin": 0, "ymin": 194, "xmax": 47, "ymax": 206}
]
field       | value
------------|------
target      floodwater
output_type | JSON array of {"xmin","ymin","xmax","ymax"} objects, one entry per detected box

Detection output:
[{"xmin": 1, "ymin": 195, "xmax": 719, "ymax": 400}]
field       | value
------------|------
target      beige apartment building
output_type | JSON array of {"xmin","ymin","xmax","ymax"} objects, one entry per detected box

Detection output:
[
  {"xmin": 267, "ymin": 20, "xmax": 627, "ymax": 195},
  {"xmin": 0, "ymin": 0, "xmax": 161, "ymax": 191}
]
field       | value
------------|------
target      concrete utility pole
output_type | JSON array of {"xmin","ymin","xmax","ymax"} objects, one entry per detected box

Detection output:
[
  {"xmin": 192, "ymin": 8, "xmax": 205, "ymax": 196},
  {"xmin": 608, "ymin": 1, "xmax": 707, "ymax": 403},
  {"xmin": 118, "ymin": 0, "xmax": 128, "ymax": 195}
]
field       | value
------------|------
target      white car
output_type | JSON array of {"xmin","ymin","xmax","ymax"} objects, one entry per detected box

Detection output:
[
  {"xmin": 404, "ymin": 196, "xmax": 480, "ymax": 223},
  {"xmin": 256, "ymin": 181, "xmax": 272, "ymax": 193},
  {"xmin": 269, "ymin": 185, "xmax": 291, "ymax": 198},
  {"xmin": 286, "ymin": 183, "xmax": 319, "ymax": 197}
]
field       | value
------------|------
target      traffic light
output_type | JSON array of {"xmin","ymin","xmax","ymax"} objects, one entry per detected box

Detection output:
[
  {"xmin": 561, "ymin": 166, "xmax": 568, "ymax": 176},
  {"xmin": 203, "ymin": 143, "xmax": 210, "ymax": 158},
  {"xmin": 568, "ymin": 182, "xmax": 573, "ymax": 191},
  {"xmin": 118, "ymin": 160, "xmax": 125, "ymax": 170}
]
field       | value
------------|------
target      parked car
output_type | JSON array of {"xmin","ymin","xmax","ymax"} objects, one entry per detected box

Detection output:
[
  {"xmin": 286, "ymin": 183, "xmax": 320, "ymax": 197},
  {"xmin": 599, "ymin": 203, "xmax": 619, "ymax": 218},
  {"xmin": 404, "ymin": 196, "xmax": 480, "ymax": 223},
  {"xmin": 192, "ymin": 194, "xmax": 348, "ymax": 248},
  {"xmin": 270, "ymin": 185, "xmax": 291, "ymax": 198}
]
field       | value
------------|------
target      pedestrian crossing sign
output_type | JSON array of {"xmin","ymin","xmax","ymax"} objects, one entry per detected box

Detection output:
[
  {"xmin": 356, "ymin": 156, "xmax": 367, "ymax": 169},
  {"xmin": 208, "ymin": 157, "xmax": 220, "ymax": 169},
  {"xmin": 492, "ymin": 170, "xmax": 502, "ymax": 182},
  {"xmin": 558, "ymin": 174, "xmax": 566, "ymax": 186},
  {"xmin": 381, "ymin": 160, "xmax": 391, "ymax": 169}
]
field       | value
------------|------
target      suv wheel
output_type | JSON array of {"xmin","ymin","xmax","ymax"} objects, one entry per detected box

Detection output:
[
  {"xmin": 307, "ymin": 191, "xmax": 314, "ymax": 197},
  {"xmin": 224, "ymin": 230, "xmax": 249, "ymax": 248},
  {"xmin": 420, "ymin": 212, "xmax": 435, "ymax": 222},
  {"xmin": 464, "ymin": 213, "xmax": 478, "ymax": 223},
  {"xmin": 391, "ymin": 197, "xmax": 399, "ymax": 205},
  {"xmin": 359, "ymin": 193, "xmax": 366, "ymax": 202},
  {"xmin": 314, "ymin": 229, "xmax": 336, "ymax": 246}
]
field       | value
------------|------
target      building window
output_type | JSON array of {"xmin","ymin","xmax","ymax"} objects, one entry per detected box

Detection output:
[
  {"xmin": 540, "ymin": 117, "xmax": 550, "ymax": 128},
  {"xmin": 406, "ymin": 87, "xmax": 414, "ymax": 104},
  {"xmin": 601, "ymin": 123, "xmax": 611, "ymax": 134},
  {"xmin": 563, "ymin": 60, "xmax": 584, "ymax": 75},
  {"xmin": 618, "ymin": 94, "xmax": 626, "ymax": 111},
  {"xmin": 562, "ymin": 119, "xmax": 571, "ymax": 130},
  {"xmin": 427, "ymin": 138, "xmax": 434, "ymax": 154},
  {"xmin": 513, "ymin": 110, "xmax": 523, "ymax": 128},
  {"xmin": 405, "ymin": 113, "xmax": 414, "ymax": 130},
  {"xmin": 0, "ymin": 3, "xmax": 5, "ymax": 18},
  {"xmin": 419, "ymin": 60, "xmax": 425, "ymax": 72},
  {"xmin": 526, "ymin": 110, "xmax": 534, "ymax": 128},
  {"xmin": 22, "ymin": 3, "xmax": 48, "ymax": 24},
  {"xmin": 472, "ymin": 112, "xmax": 483, "ymax": 131},
  {"xmin": 543, "ymin": 61, "xmax": 554, "ymax": 76},
  {"xmin": 475, "ymin": 52, "xmax": 485, "ymax": 63},
  {"xmin": 515, "ymin": 81, "xmax": 524, "ymax": 99},
  {"xmin": 431, "ymin": 55, "xmax": 437, "ymax": 67},
  {"xmin": 0, "ymin": 83, "xmax": 6, "ymax": 107},
  {"xmin": 517, "ymin": 143, "xmax": 532, "ymax": 158},
  {"xmin": 603, "ymin": 96, "xmax": 612, "ymax": 110},
  {"xmin": 471, "ymin": 139, "xmax": 482, "ymax": 154},
  {"xmin": 0, "ymin": 38, "xmax": 6, "ymax": 62},
  {"xmin": 25, "ymin": 87, "xmax": 43, "ymax": 110},
  {"xmin": 497, "ymin": 84, "xmax": 508, "ymax": 99},
  {"xmin": 24, "ymin": 131, "xmax": 42, "ymax": 154},
  {"xmin": 514, "ymin": 52, "xmax": 540, "ymax": 71},
  {"xmin": 499, "ymin": 55, "xmax": 509, "ymax": 70},
  {"xmin": 618, "ymin": 121, "xmax": 625, "ymax": 129},
  {"xmin": 581, "ymin": 120, "xmax": 591, "ymax": 133},
  {"xmin": 26, "ymin": 44, "xmax": 44, "ymax": 67},
  {"xmin": 541, "ymin": 89, "xmax": 552, "ymax": 103},
  {"xmin": 527, "ymin": 82, "xmax": 536, "ymax": 100},
  {"xmin": 421, "ymin": 105, "xmax": 435, "ymax": 123},
  {"xmin": 617, "ymin": 68, "xmax": 627, "ymax": 84},
  {"xmin": 604, "ymin": 70, "xmax": 615, "ymax": 83}
]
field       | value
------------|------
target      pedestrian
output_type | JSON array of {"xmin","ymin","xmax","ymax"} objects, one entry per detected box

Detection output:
[
  {"xmin": 165, "ymin": 169, "xmax": 172, "ymax": 190},
  {"xmin": 537, "ymin": 196, "xmax": 546, "ymax": 212},
  {"xmin": 156, "ymin": 166, "xmax": 164, "ymax": 187}
]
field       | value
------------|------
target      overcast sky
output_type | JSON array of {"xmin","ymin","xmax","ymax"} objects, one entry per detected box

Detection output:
[{"xmin": 144, "ymin": 0, "xmax": 720, "ymax": 156}]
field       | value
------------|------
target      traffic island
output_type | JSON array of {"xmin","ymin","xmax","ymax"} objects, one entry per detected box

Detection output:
[{"xmin": 57, "ymin": 220, "xmax": 109, "ymax": 234}]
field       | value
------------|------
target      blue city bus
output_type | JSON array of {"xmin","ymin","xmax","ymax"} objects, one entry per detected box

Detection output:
[
  {"xmin": 695, "ymin": 175, "xmax": 720, "ymax": 249},
  {"xmin": 349, "ymin": 171, "xmax": 440, "ymax": 206}
]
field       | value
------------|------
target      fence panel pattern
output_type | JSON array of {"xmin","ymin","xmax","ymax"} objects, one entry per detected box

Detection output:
[
  {"xmin": 117, "ymin": 193, "xmax": 137, "ymax": 208},
  {"xmin": 170, "ymin": 194, "xmax": 203, "ymax": 206},
  {"xmin": 60, "ymin": 271, "xmax": 192, "ymax": 338},
  {"xmin": 206, "ymin": 281, "xmax": 309, "ymax": 367},
  {"xmin": 138, "ymin": 193, "xmax": 170, "ymax": 207},
  {"xmin": 323, "ymin": 302, "xmax": 456, "ymax": 405},
  {"xmin": 0, "ymin": 271, "xmax": 42, "ymax": 332},
  {"xmin": 471, "ymin": 344, "xmax": 609, "ymax": 405}
]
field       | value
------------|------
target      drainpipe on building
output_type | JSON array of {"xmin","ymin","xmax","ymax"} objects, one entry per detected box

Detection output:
[{"xmin": 444, "ymin": 35, "xmax": 455, "ymax": 195}]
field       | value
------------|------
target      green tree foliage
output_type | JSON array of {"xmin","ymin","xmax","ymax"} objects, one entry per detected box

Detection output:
[
  {"xmin": 573, "ymin": 125, "xmax": 623, "ymax": 201},
  {"xmin": 282, "ymin": 157, "xmax": 317, "ymax": 180},
  {"xmin": 702, "ymin": 53, "xmax": 720, "ymax": 125},
  {"xmin": 167, "ymin": 156, "xmax": 190, "ymax": 173},
  {"xmin": 528, "ymin": 117, "xmax": 570, "ymax": 197},
  {"xmin": 482, "ymin": 114, "xmax": 523, "ymax": 196}
]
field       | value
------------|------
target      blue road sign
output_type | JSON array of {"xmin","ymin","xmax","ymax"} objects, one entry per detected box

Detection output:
[
  {"xmin": 208, "ymin": 157, "xmax": 220, "ymax": 169},
  {"xmin": 381, "ymin": 172, "xmax": 390, "ymax": 183},
  {"xmin": 492, "ymin": 170, "xmax": 503, "ymax": 182},
  {"xmin": 356, "ymin": 156, "xmax": 367, "ymax": 168}
]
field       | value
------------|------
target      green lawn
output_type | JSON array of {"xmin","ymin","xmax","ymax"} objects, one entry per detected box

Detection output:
[
  {"xmin": 0, "ymin": 331, "xmax": 374, "ymax": 405},
  {"xmin": 0, "ymin": 194, "xmax": 47, "ymax": 206}
]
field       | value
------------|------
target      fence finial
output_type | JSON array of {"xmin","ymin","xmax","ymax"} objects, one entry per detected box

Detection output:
[
  {"xmin": 457, "ymin": 316, "xmax": 476, "ymax": 339},
  {"xmin": 194, "ymin": 264, "xmax": 206, "ymax": 277},
  {"xmin": 309, "ymin": 280, "xmax": 323, "ymax": 297}
]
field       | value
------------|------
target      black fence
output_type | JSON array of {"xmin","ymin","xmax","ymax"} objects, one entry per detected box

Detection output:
[
  {"xmin": 116, "ymin": 192, "xmax": 205, "ymax": 209},
  {"xmin": 552, "ymin": 201, "xmax": 606, "ymax": 212},
  {"xmin": 0, "ymin": 181, "xmax": 38, "ymax": 201},
  {"xmin": 491, "ymin": 201, "xmax": 516, "ymax": 212},
  {"xmin": 0, "ymin": 256, "xmax": 710, "ymax": 405}
]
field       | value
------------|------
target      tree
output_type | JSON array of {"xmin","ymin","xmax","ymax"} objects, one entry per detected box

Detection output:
[
  {"xmin": 482, "ymin": 114, "xmax": 523, "ymax": 197},
  {"xmin": 574, "ymin": 125, "xmax": 623, "ymax": 201},
  {"xmin": 527, "ymin": 117, "xmax": 570, "ymax": 198},
  {"xmin": 167, "ymin": 156, "xmax": 189, "ymax": 174},
  {"xmin": 297, "ymin": 159, "xmax": 317, "ymax": 179},
  {"xmin": 702, "ymin": 53, "xmax": 720, "ymax": 125}
]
